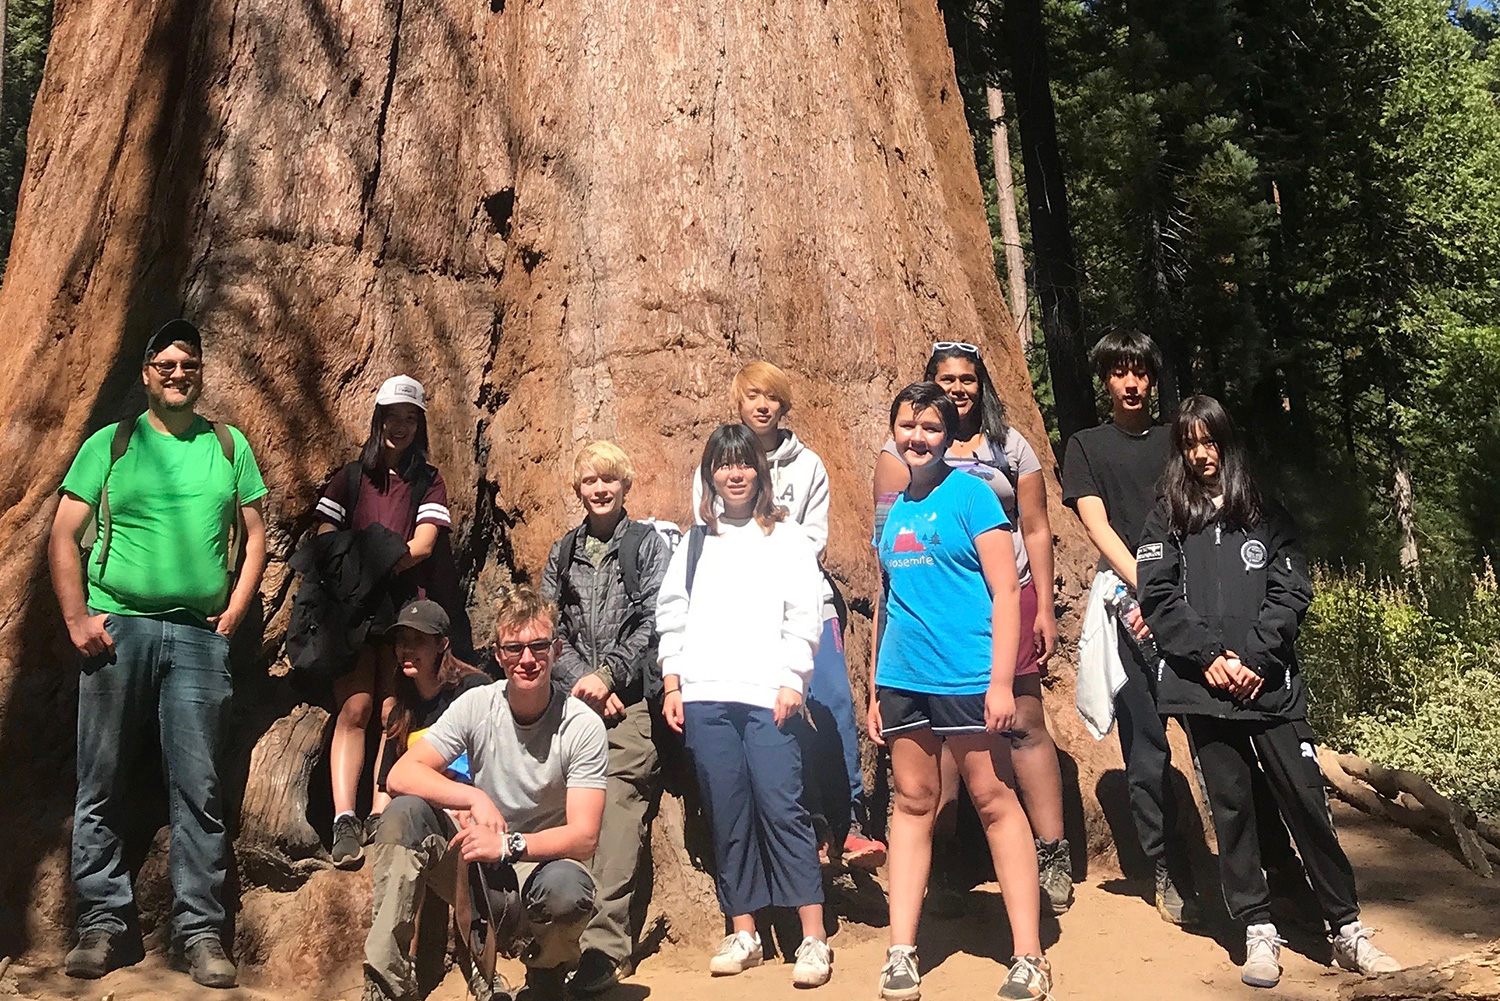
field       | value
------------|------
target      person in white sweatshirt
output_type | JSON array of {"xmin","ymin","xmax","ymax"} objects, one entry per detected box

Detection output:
[
  {"xmin": 659, "ymin": 423, "xmax": 831, "ymax": 988},
  {"xmin": 690, "ymin": 362, "xmax": 886, "ymax": 868}
]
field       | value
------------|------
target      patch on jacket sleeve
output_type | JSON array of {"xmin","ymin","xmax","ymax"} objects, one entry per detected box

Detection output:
[
  {"xmin": 1136, "ymin": 542, "xmax": 1163, "ymax": 563},
  {"xmin": 1240, "ymin": 539, "xmax": 1268, "ymax": 571}
]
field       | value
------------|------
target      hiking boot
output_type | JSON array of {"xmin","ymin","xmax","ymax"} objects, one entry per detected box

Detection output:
[
  {"xmin": 519, "ymin": 965, "xmax": 567, "ymax": 1001},
  {"xmin": 469, "ymin": 964, "xmax": 512, "ymax": 1001},
  {"xmin": 65, "ymin": 927, "xmax": 143, "ymax": 979},
  {"xmin": 708, "ymin": 931, "xmax": 763, "ymax": 975},
  {"xmin": 568, "ymin": 948, "xmax": 626, "ymax": 996},
  {"xmin": 1036, "ymin": 837, "xmax": 1074, "ymax": 915},
  {"xmin": 1154, "ymin": 861, "xmax": 1201, "ymax": 926},
  {"xmin": 363, "ymin": 812, "xmax": 384, "ymax": 845},
  {"xmin": 174, "ymin": 936, "xmax": 238, "ymax": 989},
  {"xmin": 844, "ymin": 824, "xmax": 888, "ymax": 870},
  {"xmin": 1331, "ymin": 921, "xmax": 1402, "ymax": 975},
  {"xmin": 364, "ymin": 970, "xmax": 401, "ymax": 1001},
  {"xmin": 878, "ymin": 946, "xmax": 921, "ymax": 1001},
  {"xmin": 332, "ymin": 814, "xmax": 365, "ymax": 867},
  {"xmin": 997, "ymin": 955, "xmax": 1052, "ymax": 1000},
  {"xmin": 1241, "ymin": 923, "xmax": 1284, "ymax": 989},
  {"xmin": 792, "ymin": 936, "xmax": 833, "ymax": 988}
]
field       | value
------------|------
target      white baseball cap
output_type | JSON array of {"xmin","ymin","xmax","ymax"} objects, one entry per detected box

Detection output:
[{"xmin": 376, "ymin": 375, "xmax": 426, "ymax": 411}]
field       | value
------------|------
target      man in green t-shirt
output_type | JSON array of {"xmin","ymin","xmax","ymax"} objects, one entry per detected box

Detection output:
[{"xmin": 47, "ymin": 319, "xmax": 268, "ymax": 990}]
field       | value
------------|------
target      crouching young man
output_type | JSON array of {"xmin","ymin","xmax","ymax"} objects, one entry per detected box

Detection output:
[{"xmin": 364, "ymin": 586, "xmax": 610, "ymax": 1001}]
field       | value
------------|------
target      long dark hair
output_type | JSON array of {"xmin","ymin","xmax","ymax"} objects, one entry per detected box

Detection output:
[
  {"xmin": 1161, "ymin": 395, "xmax": 1263, "ymax": 536},
  {"xmin": 697, "ymin": 423, "xmax": 785, "ymax": 535},
  {"xmin": 384, "ymin": 637, "xmax": 487, "ymax": 751},
  {"xmin": 923, "ymin": 345, "xmax": 1008, "ymax": 449},
  {"xmin": 361, "ymin": 402, "xmax": 431, "ymax": 489}
]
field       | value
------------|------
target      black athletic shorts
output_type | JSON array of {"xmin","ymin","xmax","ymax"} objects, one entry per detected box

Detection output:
[{"xmin": 877, "ymin": 686, "xmax": 988, "ymax": 738}]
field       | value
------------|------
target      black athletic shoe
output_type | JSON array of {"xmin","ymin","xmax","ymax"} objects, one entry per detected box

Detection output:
[
  {"xmin": 65, "ymin": 927, "xmax": 143, "ymax": 979},
  {"xmin": 520, "ymin": 965, "xmax": 568, "ymax": 1001},
  {"xmin": 568, "ymin": 949, "xmax": 626, "ymax": 997},
  {"xmin": 332, "ymin": 814, "xmax": 365, "ymax": 867},
  {"xmin": 363, "ymin": 812, "xmax": 384, "ymax": 845}
]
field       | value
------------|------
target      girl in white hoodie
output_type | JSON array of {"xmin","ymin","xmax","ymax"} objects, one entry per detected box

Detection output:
[{"xmin": 659, "ymin": 423, "xmax": 831, "ymax": 987}]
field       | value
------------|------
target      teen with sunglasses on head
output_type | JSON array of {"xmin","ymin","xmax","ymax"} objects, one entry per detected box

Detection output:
[
  {"xmin": 659, "ymin": 423, "xmax": 832, "ymax": 987},
  {"xmin": 873, "ymin": 341, "xmax": 1071, "ymax": 916},
  {"xmin": 314, "ymin": 376, "xmax": 458, "ymax": 867},
  {"xmin": 869, "ymin": 383, "xmax": 1052, "ymax": 1001},
  {"xmin": 1137, "ymin": 397, "xmax": 1402, "ymax": 990}
]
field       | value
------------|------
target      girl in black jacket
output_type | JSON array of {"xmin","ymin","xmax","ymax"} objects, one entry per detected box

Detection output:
[{"xmin": 1137, "ymin": 396, "xmax": 1401, "ymax": 990}]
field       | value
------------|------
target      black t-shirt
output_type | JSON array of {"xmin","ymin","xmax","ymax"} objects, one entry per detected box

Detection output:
[
  {"xmin": 376, "ymin": 672, "xmax": 491, "ymax": 790},
  {"xmin": 1061, "ymin": 422, "xmax": 1172, "ymax": 552}
]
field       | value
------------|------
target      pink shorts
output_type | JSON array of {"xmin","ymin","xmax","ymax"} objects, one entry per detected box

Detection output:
[{"xmin": 1015, "ymin": 579, "xmax": 1041, "ymax": 679}]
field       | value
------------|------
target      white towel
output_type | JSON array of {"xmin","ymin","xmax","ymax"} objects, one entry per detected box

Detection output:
[{"xmin": 1075, "ymin": 569, "xmax": 1129, "ymax": 739}]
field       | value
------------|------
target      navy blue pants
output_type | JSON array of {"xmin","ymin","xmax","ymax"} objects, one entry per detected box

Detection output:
[{"xmin": 683, "ymin": 701, "xmax": 824, "ymax": 916}]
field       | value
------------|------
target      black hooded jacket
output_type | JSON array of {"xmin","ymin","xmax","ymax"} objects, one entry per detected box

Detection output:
[{"xmin": 1136, "ymin": 500, "xmax": 1312, "ymax": 722}]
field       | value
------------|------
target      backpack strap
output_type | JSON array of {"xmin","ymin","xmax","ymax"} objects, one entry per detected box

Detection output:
[
  {"xmin": 618, "ymin": 521, "xmax": 652, "ymax": 605},
  {"xmin": 684, "ymin": 524, "xmax": 709, "ymax": 598},
  {"xmin": 207, "ymin": 421, "xmax": 246, "ymax": 570},
  {"xmin": 93, "ymin": 418, "xmax": 139, "ymax": 573},
  {"xmin": 555, "ymin": 524, "xmax": 582, "ymax": 602},
  {"xmin": 407, "ymin": 461, "xmax": 436, "ymax": 536}
]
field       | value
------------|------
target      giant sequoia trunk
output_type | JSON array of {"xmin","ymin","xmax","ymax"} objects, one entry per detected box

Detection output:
[{"xmin": 0, "ymin": 0, "xmax": 1144, "ymax": 987}]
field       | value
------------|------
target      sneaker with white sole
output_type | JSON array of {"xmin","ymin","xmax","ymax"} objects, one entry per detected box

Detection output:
[
  {"xmin": 1242, "ymin": 922, "xmax": 1285, "ymax": 988},
  {"xmin": 878, "ymin": 946, "xmax": 921, "ymax": 1001},
  {"xmin": 997, "ymin": 955, "xmax": 1052, "ymax": 1000},
  {"xmin": 792, "ymin": 936, "xmax": 833, "ymax": 987},
  {"xmin": 1331, "ymin": 921, "xmax": 1402, "ymax": 975},
  {"xmin": 708, "ymin": 931, "xmax": 762, "ymax": 976}
]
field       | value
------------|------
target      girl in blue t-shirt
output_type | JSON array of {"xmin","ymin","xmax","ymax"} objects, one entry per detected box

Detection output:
[{"xmin": 867, "ymin": 382, "xmax": 1050, "ymax": 1001}]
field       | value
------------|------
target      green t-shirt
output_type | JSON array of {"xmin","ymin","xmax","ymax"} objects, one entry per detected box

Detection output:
[{"xmin": 60, "ymin": 414, "xmax": 269, "ymax": 620}]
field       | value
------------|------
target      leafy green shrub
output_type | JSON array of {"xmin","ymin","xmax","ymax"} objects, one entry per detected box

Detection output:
[{"xmin": 1301, "ymin": 563, "xmax": 1500, "ymax": 815}]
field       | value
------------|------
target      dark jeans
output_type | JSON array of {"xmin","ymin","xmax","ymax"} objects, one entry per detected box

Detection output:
[
  {"xmin": 808, "ymin": 615, "xmax": 867, "ymax": 835},
  {"xmin": 73, "ymin": 611, "xmax": 233, "ymax": 947},
  {"xmin": 683, "ymin": 701, "xmax": 823, "ymax": 916},
  {"xmin": 1112, "ymin": 631, "xmax": 1184, "ymax": 867},
  {"xmin": 1188, "ymin": 716, "xmax": 1359, "ymax": 929}
]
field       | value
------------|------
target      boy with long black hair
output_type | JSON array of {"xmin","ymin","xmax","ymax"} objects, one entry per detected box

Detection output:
[{"xmin": 1061, "ymin": 330, "xmax": 1201, "ymax": 923}]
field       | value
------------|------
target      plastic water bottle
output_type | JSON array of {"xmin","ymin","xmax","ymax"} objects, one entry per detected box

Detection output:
[{"xmin": 1110, "ymin": 585, "xmax": 1166, "ymax": 682}]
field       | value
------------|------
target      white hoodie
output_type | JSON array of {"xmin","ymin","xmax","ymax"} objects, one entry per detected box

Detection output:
[{"xmin": 655, "ymin": 517, "xmax": 823, "ymax": 709}]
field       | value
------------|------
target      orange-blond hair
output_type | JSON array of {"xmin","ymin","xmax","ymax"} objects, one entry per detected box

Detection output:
[{"xmin": 730, "ymin": 361, "xmax": 794, "ymax": 415}]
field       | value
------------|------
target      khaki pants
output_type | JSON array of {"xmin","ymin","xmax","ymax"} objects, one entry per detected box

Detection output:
[
  {"xmin": 578, "ymin": 699, "xmax": 661, "ymax": 964},
  {"xmin": 364, "ymin": 796, "xmax": 596, "ymax": 999}
]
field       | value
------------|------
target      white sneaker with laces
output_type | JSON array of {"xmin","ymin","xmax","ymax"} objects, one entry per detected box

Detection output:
[
  {"xmin": 1242, "ymin": 922, "xmax": 1285, "ymax": 988},
  {"xmin": 791, "ymin": 936, "xmax": 833, "ymax": 987},
  {"xmin": 1332, "ymin": 921, "xmax": 1402, "ymax": 974},
  {"xmin": 708, "ymin": 931, "xmax": 763, "ymax": 976},
  {"xmin": 878, "ymin": 945, "xmax": 921, "ymax": 1001}
]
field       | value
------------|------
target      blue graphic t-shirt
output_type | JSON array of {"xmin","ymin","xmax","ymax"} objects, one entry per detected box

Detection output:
[{"xmin": 875, "ymin": 469, "xmax": 1011, "ymax": 695}]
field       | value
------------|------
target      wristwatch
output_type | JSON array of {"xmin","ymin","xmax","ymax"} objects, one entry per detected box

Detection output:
[{"xmin": 505, "ymin": 831, "xmax": 527, "ymax": 861}]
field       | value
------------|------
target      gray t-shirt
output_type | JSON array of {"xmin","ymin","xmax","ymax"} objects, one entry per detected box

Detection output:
[
  {"xmin": 882, "ymin": 427, "xmax": 1042, "ymax": 583},
  {"xmin": 421, "ymin": 682, "xmax": 609, "ymax": 835}
]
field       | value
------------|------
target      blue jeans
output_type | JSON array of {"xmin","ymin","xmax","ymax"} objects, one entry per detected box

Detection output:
[
  {"xmin": 73, "ymin": 611, "xmax": 233, "ymax": 946},
  {"xmin": 809, "ymin": 615, "xmax": 867, "ymax": 832},
  {"xmin": 683, "ymin": 701, "xmax": 823, "ymax": 915}
]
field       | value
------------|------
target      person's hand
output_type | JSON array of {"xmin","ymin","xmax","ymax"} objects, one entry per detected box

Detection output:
[
  {"xmin": 208, "ymin": 602, "xmax": 245, "ymax": 638},
  {"xmin": 985, "ymin": 683, "xmax": 1017, "ymax": 733},
  {"xmin": 603, "ymin": 694, "xmax": 625, "ymax": 721},
  {"xmin": 461, "ymin": 793, "xmax": 507, "ymax": 835},
  {"xmin": 1125, "ymin": 606, "xmax": 1152, "ymax": 642},
  {"xmin": 1223, "ymin": 651, "xmax": 1263, "ymax": 701},
  {"xmin": 571, "ymin": 674, "xmax": 612, "ymax": 718},
  {"xmin": 449, "ymin": 823, "xmax": 508, "ymax": 863},
  {"xmin": 663, "ymin": 691, "xmax": 685, "ymax": 734},
  {"xmin": 67, "ymin": 613, "xmax": 114, "ymax": 658},
  {"xmin": 773, "ymin": 686, "xmax": 803, "ymax": 727},
  {"xmin": 1204, "ymin": 655, "xmax": 1235, "ymax": 691},
  {"xmin": 1034, "ymin": 604, "xmax": 1059, "ymax": 667},
  {"xmin": 868, "ymin": 698, "xmax": 886, "ymax": 747}
]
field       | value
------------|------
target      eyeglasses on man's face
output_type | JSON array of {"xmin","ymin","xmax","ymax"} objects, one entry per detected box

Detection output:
[
  {"xmin": 496, "ymin": 637, "xmax": 555, "ymax": 659},
  {"xmin": 147, "ymin": 359, "xmax": 203, "ymax": 377}
]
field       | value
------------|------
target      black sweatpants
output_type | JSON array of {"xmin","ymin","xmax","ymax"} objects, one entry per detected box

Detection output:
[{"xmin": 1187, "ymin": 715, "xmax": 1359, "ymax": 929}]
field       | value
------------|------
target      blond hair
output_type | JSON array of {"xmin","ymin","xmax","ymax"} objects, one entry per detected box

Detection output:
[
  {"xmin": 493, "ymin": 585, "xmax": 558, "ymax": 639},
  {"xmin": 731, "ymin": 361, "xmax": 794, "ymax": 414},
  {"xmin": 572, "ymin": 440, "xmax": 635, "ymax": 488}
]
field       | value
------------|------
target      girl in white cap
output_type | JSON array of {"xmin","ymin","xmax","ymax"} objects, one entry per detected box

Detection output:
[{"xmin": 315, "ymin": 375, "xmax": 457, "ymax": 867}]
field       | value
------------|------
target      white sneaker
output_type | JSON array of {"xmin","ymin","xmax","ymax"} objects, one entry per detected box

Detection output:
[
  {"xmin": 791, "ymin": 936, "xmax": 833, "ymax": 987},
  {"xmin": 708, "ymin": 931, "xmax": 763, "ymax": 976},
  {"xmin": 1242, "ymin": 922, "xmax": 1285, "ymax": 988},
  {"xmin": 878, "ymin": 946, "xmax": 921, "ymax": 1001},
  {"xmin": 1331, "ymin": 921, "xmax": 1402, "ymax": 974}
]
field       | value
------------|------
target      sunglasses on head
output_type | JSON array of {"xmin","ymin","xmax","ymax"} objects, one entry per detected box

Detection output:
[{"xmin": 931, "ymin": 341, "xmax": 980, "ymax": 356}]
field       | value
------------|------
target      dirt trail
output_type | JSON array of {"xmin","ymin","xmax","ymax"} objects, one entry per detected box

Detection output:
[{"xmin": 8, "ymin": 803, "xmax": 1500, "ymax": 1001}]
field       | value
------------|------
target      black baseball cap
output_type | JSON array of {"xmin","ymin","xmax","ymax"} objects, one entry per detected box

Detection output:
[
  {"xmin": 144, "ymin": 319, "xmax": 202, "ymax": 363},
  {"xmin": 388, "ymin": 599, "xmax": 450, "ymax": 636}
]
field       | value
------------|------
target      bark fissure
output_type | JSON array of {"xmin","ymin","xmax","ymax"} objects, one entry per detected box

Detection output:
[{"xmin": 356, "ymin": 0, "xmax": 405, "ymax": 256}]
